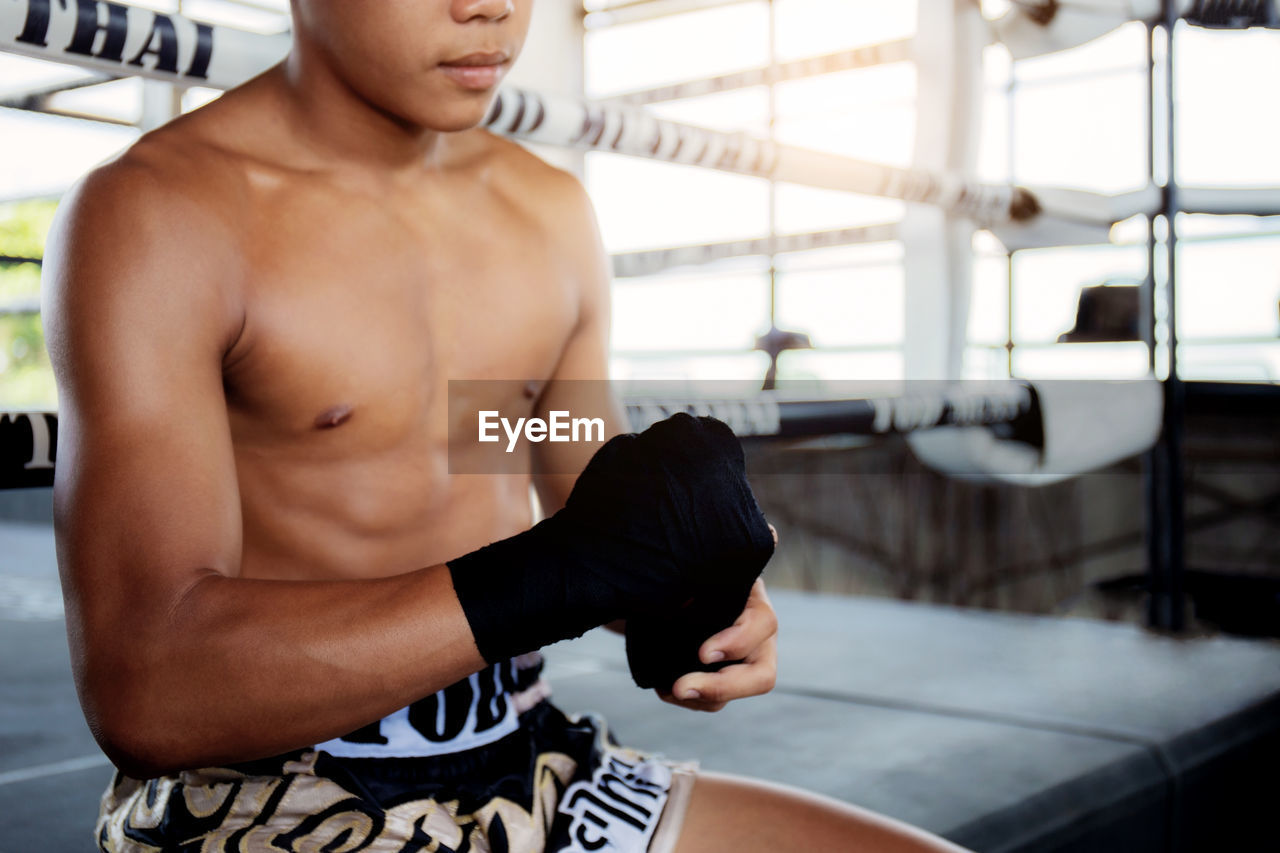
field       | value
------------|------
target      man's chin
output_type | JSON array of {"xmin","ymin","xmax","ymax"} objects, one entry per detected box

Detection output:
[
  {"xmin": 433, "ymin": 116, "xmax": 492, "ymax": 135},
  {"xmin": 414, "ymin": 95, "xmax": 501, "ymax": 135}
]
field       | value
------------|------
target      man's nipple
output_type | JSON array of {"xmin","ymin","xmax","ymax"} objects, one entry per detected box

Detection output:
[{"xmin": 315, "ymin": 404, "xmax": 355, "ymax": 430}]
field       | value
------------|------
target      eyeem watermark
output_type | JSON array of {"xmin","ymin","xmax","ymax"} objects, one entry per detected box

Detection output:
[{"xmin": 479, "ymin": 410, "xmax": 606, "ymax": 453}]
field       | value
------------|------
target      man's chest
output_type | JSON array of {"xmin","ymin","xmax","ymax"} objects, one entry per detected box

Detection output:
[{"xmin": 222, "ymin": 191, "xmax": 579, "ymax": 445}]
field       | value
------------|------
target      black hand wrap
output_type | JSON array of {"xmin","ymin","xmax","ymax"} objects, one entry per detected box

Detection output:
[
  {"xmin": 622, "ymin": 417, "xmax": 773, "ymax": 692},
  {"xmin": 447, "ymin": 413, "xmax": 775, "ymax": 670}
]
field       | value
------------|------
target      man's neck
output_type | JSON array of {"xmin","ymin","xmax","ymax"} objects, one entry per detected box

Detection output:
[{"xmin": 274, "ymin": 39, "xmax": 454, "ymax": 175}]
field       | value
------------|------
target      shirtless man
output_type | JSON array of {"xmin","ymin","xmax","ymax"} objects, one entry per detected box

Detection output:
[{"xmin": 43, "ymin": 1, "xmax": 972, "ymax": 851}]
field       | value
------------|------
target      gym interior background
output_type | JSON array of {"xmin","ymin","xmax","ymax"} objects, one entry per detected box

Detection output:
[{"xmin": 1, "ymin": 1, "xmax": 1277, "ymax": 851}]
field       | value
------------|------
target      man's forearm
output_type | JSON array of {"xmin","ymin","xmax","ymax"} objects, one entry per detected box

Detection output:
[{"xmin": 85, "ymin": 564, "xmax": 483, "ymax": 778}]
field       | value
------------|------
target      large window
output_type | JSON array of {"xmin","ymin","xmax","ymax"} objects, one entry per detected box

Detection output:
[{"xmin": 583, "ymin": 4, "xmax": 1280, "ymax": 385}]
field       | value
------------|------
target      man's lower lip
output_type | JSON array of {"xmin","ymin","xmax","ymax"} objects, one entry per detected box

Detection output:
[{"xmin": 439, "ymin": 65, "xmax": 506, "ymax": 90}]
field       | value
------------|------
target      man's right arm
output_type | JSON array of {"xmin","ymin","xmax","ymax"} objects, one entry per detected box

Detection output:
[{"xmin": 44, "ymin": 158, "xmax": 486, "ymax": 779}]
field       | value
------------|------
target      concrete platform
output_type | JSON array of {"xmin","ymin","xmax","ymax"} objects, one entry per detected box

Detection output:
[
  {"xmin": 546, "ymin": 598, "xmax": 1280, "ymax": 852},
  {"xmin": 1, "ymin": 520, "xmax": 1277, "ymax": 852}
]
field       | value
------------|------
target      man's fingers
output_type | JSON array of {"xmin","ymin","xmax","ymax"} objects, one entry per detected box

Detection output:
[
  {"xmin": 658, "ymin": 580, "xmax": 778, "ymax": 713},
  {"xmin": 698, "ymin": 579, "xmax": 777, "ymax": 665},
  {"xmin": 669, "ymin": 665, "xmax": 774, "ymax": 707},
  {"xmin": 673, "ymin": 637, "xmax": 777, "ymax": 705},
  {"xmin": 656, "ymin": 690, "xmax": 728, "ymax": 713}
]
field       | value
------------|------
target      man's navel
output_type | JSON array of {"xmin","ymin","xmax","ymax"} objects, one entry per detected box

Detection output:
[{"xmin": 314, "ymin": 404, "xmax": 355, "ymax": 430}]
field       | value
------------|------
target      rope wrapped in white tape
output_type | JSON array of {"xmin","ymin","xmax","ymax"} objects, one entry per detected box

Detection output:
[
  {"xmin": 1, "ymin": 0, "xmax": 1037, "ymax": 226},
  {"xmin": 908, "ymin": 380, "xmax": 1164, "ymax": 485}
]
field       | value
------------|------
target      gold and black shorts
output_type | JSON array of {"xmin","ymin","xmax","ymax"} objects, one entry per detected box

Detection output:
[{"xmin": 95, "ymin": 655, "xmax": 697, "ymax": 853}]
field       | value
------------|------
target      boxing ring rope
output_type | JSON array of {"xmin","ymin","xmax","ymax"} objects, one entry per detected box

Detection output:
[
  {"xmin": 487, "ymin": 88, "xmax": 1035, "ymax": 225},
  {"xmin": 0, "ymin": 0, "xmax": 1032, "ymax": 225},
  {"xmin": 0, "ymin": 377, "xmax": 1171, "ymax": 491},
  {"xmin": 2, "ymin": 9, "xmax": 1184, "ymax": 226},
  {"xmin": 611, "ymin": 223, "xmax": 900, "ymax": 278},
  {"xmin": 0, "ymin": 384, "xmax": 1046, "ymax": 490},
  {"xmin": 603, "ymin": 39, "xmax": 915, "ymax": 106},
  {"xmin": 4, "ymin": 1, "xmax": 1263, "ymax": 233}
]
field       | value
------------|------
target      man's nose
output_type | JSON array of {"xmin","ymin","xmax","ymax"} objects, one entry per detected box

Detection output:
[{"xmin": 451, "ymin": 0, "xmax": 514, "ymax": 23}]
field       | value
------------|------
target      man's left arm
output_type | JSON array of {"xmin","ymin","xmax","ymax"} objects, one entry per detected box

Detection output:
[{"xmin": 530, "ymin": 174, "xmax": 778, "ymax": 712}]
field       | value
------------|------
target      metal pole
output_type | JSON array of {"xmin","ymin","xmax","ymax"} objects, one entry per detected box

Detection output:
[
  {"xmin": 1145, "ymin": 3, "xmax": 1186, "ymax": 632},
  {"xmin": 1006, "ymin": 58, "xmax": 1018, "ymax": 379}
]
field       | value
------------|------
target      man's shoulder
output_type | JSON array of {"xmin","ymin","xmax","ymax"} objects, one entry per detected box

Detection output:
[
  {"xmin": 471, "ymin": 130, "xmax": 594, "ymax": 223},
  {"xmin": 63, "ymin": 116, "xmax": 247, "ymax": 242},
  {"xmin": 45, "ymin": 119, "xmax": 248, "ymax": 317},
  {"xmin": 126, "ymin": 105, "xmax": 258, "ymax": 198},
  {"xmin": 466, "ymin": 132, "xmax": 608, "ymax": 302}
]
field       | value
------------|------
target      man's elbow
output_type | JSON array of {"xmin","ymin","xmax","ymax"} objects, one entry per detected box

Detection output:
[
  {"xmin": 70, "ymin": 570, "xmax": 229, "ymax": 777},
  {"xmin": 95, "ymin": 732, "xmax": 178, "ymax": 781},
  {"xmin": 90, "ymin": 709, "xmax": 191, "ymax": 780},
  {"xmin": 80, "ymin": 656, "xmax": 200, "ymax": 779}
]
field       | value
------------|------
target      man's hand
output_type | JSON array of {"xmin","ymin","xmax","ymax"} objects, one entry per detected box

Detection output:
[
  {"xmin": 451, "ymin": 415, "xmax": 775, "ymax": 665},
  {"xmin": 658, "ymin": 579, "xmax": 779, "ymax": 712}
]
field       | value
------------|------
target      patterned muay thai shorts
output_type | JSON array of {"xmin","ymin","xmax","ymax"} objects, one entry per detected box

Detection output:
[{"xmin": 95, "ymin": 653, "xmax": 698, "ymax": 853}]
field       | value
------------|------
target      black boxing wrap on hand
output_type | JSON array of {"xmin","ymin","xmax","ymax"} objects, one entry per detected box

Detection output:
[
  {"xmin": 447, "ymin": 414, "xmax": 775, "ymax": 667},
  {"xmin": 620, "ymin": 417, "xmax": 774, "ymax": 691},
  {"xmin": 624, "ymin": 579, "xmax": 757, "ymax": 692}
]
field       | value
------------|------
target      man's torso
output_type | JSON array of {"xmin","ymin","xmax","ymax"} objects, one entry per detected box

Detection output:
[{"xmin": 121, "ymin": 72, "xmax": 588, "ymax": 582}]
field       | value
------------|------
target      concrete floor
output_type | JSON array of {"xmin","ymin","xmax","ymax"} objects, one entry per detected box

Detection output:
[
  {"xmin": 0, "ymin": 528, "xmax": 110, "ymax": 852},
  {"xmin": 2, "ymin": 520, "xmax": 1278, "ymax": 852}
]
